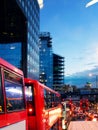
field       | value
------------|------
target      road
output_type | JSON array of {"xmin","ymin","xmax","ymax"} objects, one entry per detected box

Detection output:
[{"xmin": 68, "ymin": 121, "xmax": 98, "ymax": 130}]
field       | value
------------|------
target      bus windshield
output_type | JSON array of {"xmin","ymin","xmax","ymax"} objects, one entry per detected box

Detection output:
[{"xmin": 4, "ymin": 71, "xmax": 25, "ymax": 111}]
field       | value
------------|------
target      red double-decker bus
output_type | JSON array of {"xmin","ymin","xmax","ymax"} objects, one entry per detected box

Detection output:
[
  {"xmin": 0, "ymin": 58, "xmax": 27, "ymax": 130},
  {"xmin": 24, "ymin": 78, "xmax": 62, "ymax": 130},
  {"xmin": 0, "ymin": 58, "xmax": 62, "ymax": 130}
]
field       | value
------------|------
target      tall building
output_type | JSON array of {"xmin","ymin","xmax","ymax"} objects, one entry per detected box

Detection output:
[
  {"xmin": 0, "ymin": 0, "xmax": 40, "ymax": 80},
  {"xmin": 39, "ymin": 32, "xmax": 53, "ymax": 89},
  {"xmin": 53, "ymin": 54, "xmax": 65, "ymax": 91}
]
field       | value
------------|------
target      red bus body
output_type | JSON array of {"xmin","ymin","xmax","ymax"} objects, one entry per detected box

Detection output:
[
  {"xmin": 24, "ymin": 78, "xmax": 62, "ymax": 130},
  {"xmin": 0, "ymin": 58, "xmax": 62, "ymax": 130},
  {"xmin": 0, "ymin": 58, "xmax": 27, "ymax": 130}
]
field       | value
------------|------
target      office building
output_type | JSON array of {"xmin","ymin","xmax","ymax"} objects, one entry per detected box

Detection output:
[
  {"xmin": 0, "ymin": 0, "xmax": 40, "ymax": 80},
  {"xmin": 53, "ymin": 54, "xmax": 65, "ymax": 91},
  {"xmin": 39, "ymin": 32, "xmax": 53, "ymax": 88}
]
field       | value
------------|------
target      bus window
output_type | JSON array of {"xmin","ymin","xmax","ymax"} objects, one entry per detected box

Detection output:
[
  {"xmin": 54, "ymin": 94, "xmax": 61, "ymax": 106},
  {"xmin": 25, "ymin": 85, "xmax": 35, "ymax": 115},
  {"xmin": 44, "ymin": 89, "xmax": 61, "ymax": 109},
  {"xmin": 0, "ymin": 69, "xmax": 4, "ymax": 113},
  {"xmin": 44, "ymin": 90, "xmax": 52, "ymax": 109},
  {"xmin": 4, "ymin": 71, "xmax": 25, "ymax": 111}
]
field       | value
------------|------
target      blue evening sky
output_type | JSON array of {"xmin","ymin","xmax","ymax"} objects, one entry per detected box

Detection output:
[{"xmin": 40, "ymin": 0, "xmax": 98, "ymax": 77}]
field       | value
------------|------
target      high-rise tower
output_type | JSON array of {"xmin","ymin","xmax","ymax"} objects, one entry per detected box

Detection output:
[
  {"xmin": 39, "ymin": 32, "xmax": 53, "ymax": 88},
  {"xmin": 0, "ymin": 0, "xmax": 40, "ymax": 80}
]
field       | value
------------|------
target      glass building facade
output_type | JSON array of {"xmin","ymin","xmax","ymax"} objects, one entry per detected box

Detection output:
[
  {"xmin": 0, "ymin": 0, "xmax": 39, "ymax": 80},
  {"xmin": 0, "ymin": 43, "xmax": 22, "ymax": 68},
  {"xmin": 39, "ymin": 32, "xmax": 53, "ymax": 89}
]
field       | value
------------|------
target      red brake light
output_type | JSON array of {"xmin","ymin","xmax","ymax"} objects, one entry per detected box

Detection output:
[
  {"xmin": 29, "ymin": 108, "xmax": 33, "ymax": 112},
  {"xmin": 28, "ymin": 107, "xmax": 35, "ymax": 116},
  {"xmin": 27, "ymin": 101, "xmax": 35, "ymax": 116}
]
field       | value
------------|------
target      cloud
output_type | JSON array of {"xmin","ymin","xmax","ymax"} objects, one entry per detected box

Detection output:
[
  {"xmin": 69, "ymin": 65, "xmax": 98, "ymax": 78},
  {"xmin": 86, "ymin": 62, "xmax": 97, "ymax": 66},
  {"xmin": 73, "ymin": 56, "xmax": 84, "ymax": 61},
  {"xmin": 86, "ymin": 0, "xmax": 98, "ymax": 8}
]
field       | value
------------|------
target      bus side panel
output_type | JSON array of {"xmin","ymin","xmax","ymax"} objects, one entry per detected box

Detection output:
[
  {"xmin": 0, "ymin": 114, "xmax": 6, "ymax": 127},
  {"xmin": 0, "ymin": 111, "xmax": 27, "ymax": 128},
  {"xmin": 35, "ymin": 82, "xmax": 62, "ymax": 130},
  {"xmin": 48, "ymin": 107, "xmax": 62, "ymax": 127},
  {"xmin": 26, "ymin": 81, "xmax": 45, "ymax": 130},
  {"xmin": 35, "ymin": 82, "xmax": 46, "ymax": 130},
  {"xmin": 28, "ymin": 116, "xmax": 36, "ymax": 130},
  {"xmin": 0, "ymin": 120, "xmax": 26, "ymax": 130}
]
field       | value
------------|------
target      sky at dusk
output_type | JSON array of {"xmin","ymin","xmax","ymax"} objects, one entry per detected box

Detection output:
[{"xmin": 40, "ymin": 0, "xmax": 98, "ymax": 78}]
